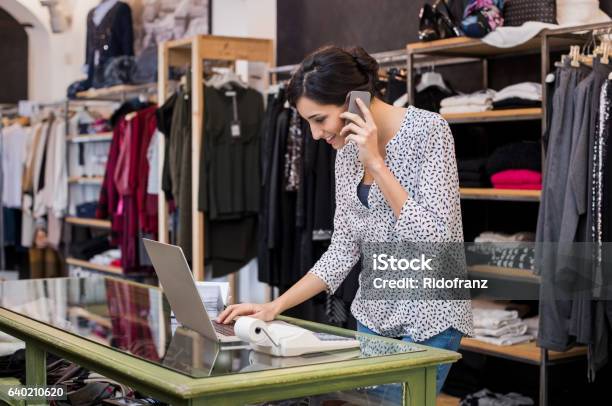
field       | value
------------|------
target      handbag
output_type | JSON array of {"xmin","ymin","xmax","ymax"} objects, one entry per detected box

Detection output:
[
  {"xmin": 461, "ymin": 0, "xmax": 504, "ymax": 38},
  {"xmin": 102, "ymin": 56, "xmax": 139, "ymax": 88},
  {"xmin": 503, "ymin": 0, "xmax": 557, "ymax": 27}
]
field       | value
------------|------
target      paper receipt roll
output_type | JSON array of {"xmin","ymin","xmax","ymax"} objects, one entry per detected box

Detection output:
[{"xmin": 235, "ymin": 316, "xmax": 274, "ymax": 345}]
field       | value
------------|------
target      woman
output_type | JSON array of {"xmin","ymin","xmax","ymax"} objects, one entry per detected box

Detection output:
[{"xmin": 218, "ymin": 45, "xmax": 473, "ymax": 394}]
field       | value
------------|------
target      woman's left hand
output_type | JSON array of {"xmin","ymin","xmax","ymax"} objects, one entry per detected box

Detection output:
[{"xmin": 339, "ymin": 98, "xmax": 384, "ymax": 170}]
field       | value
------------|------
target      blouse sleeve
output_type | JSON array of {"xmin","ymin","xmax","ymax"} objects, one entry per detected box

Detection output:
[
  {"xmin": 308, "ymin": 157, "xmax": 361, "ymax": 293},
  {"xmin": 393, "ymin": 116, "xmax": 462, "ymax": 243}
]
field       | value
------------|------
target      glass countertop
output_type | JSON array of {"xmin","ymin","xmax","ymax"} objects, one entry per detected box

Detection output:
[{"xmin": 0, "ymin": 277, "xmax": 423, "ymax": 378}]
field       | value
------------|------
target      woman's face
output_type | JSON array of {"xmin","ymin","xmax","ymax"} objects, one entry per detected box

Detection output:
[{"xmin": 296, "ymin": 96, "xmax": 346, "ymax": 150}]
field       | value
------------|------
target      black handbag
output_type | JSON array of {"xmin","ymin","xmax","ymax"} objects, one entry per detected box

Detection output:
[
  {"xmin": 102, "ymin": 56, "xmax": 139, "ymax": 88},
  {"xmin": 503, "ymin": 0, "xmax": 557, "ymax": 27}
]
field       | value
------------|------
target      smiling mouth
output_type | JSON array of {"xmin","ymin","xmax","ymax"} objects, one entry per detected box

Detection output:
[{"xmin": 325, "ymin": 134, "xmax": 336, "ymax": 144}]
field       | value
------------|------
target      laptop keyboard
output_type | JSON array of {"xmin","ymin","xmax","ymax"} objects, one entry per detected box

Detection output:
[{"xmin": 213, "ymin": 321, "xmax": 236, "ymax": 336}]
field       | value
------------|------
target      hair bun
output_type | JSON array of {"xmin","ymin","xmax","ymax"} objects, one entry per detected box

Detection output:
[{"xmin": 345, "ymin": 46, "xmax": 379, "ymax": 85}]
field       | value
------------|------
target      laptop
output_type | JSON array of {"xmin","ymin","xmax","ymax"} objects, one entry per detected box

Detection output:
[{"xmin": 142, "ymin": 239, "xmax": 241, "ymax": 343}]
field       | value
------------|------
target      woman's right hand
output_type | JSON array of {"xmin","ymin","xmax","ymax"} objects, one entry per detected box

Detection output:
[{"xmin": 216, "ymin": 301, "xmax": 281, "ymax": 324}]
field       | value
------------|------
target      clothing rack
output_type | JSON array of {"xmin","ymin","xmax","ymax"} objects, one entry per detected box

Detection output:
[
  {"xmin": 0, "ymin": 105, "xmax": 18, "ymax": 270},
  {"xmin": 158, "ymin": 35, "xmax": 275, "ymax": 295},
  {"xmin": 268, "ymin": 49, "xmax": 479, "ymax": 78},
  {"xmin": 267, "ymin": 49, "xmax": 410, "ymax": 77},
  {"xmin": 75, "ymin": 82, "xmax": 161, "ymax": 103},
  {"xmin": 541, "ymin": 21, "xmax": 612, "ymax": 135}
]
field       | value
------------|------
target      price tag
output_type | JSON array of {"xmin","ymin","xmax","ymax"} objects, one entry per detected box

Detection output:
[
  {"xmin": 231, "ymin": 120, "xmax": 241, "ymax": 138},
  {"xmin": 227, "ymin": 90, "xmax": 241, "ymax": 139}
]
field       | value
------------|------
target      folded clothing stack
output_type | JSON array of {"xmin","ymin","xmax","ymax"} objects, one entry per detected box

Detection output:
[
  {"xmin": 457, "ymin": 158, "xmax": 490, "ymax": 187},
  {"xmin": 0, "ymin": 331, "xmax": 24, "ymax": 357},
  {"xmin": 69, "ymin": 236, "xmax": 111, "ymax": 260},
  {"xmin": 474, "ymin": 231, "xmax": 536, "ymax": 243},
  {"xmin": 76, "ymin": 201, "xmax": 98, "ymax": 218},
  {"xmin": 90, "ymin": 249, "xmax": 121, "ymax": 267},
  {"xmin": 460, "ymin": 389, "xmax": 534, "ymax": 406},
  {"xmin": 492, "ymin": 82, "xmax": 542, "ymax": 110},
  {"xmin": 491, "ymin": 169, "xmax": 542, "ymax": 190},
  {"xmin": 440, "ymin": 90, "xmax": 495, "ymax": 115},
  {"xmin": 486, "ymin": 142, "xmax": 541, "ymax": 190},
  {"xmin": 473, "ymin": 308, "xmax": 534, "ymax": 346},
  {"xmin": 467, "ymin": 232, "xmax": 535, "ymax": 270},
  {"xmin": 524, "ymin": 316, "xmax": 539, "ymax": 338}
]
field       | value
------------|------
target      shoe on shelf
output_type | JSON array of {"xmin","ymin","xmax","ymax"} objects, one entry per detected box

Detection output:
[
  {"xmin": 433, "ymin": 0, "xmax": 463, "ymax": 39},
  {"xmin": 418, "ymin": 3, "xmax": 439, "ymax": 42}
]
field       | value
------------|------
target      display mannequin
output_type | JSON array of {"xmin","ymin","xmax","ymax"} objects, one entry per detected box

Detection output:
[
  {"xmin": 84, "ymin": 0, "xmax": 135, "ymax": 88},
  {"xmin": 93, "ymin": 0, "xmax": 120, "ymax": 25}
]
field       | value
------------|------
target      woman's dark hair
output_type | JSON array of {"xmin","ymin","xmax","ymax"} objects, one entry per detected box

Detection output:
[{"xmin": 287, "ymin": 45, "xmax": 380, "ymax": 107}]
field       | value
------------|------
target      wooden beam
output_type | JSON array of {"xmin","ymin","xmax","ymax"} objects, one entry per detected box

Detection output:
[
  {"xmin": 192, "ymin": 36, "xmax": 205, "ymax": 281},
  {"xmin": 168, "ymin": 47, "xmax": 192, "ymax": 67},
  {"xmin": 199, "ymin": 36, "xmax": 274, "ymax": 62},
  {"xmin": 158, "ymin": 42, "xmax": 170, "ymax": 244}
]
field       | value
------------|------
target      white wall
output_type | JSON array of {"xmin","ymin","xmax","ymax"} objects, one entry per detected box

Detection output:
[
  {"xmin": 0, "ymin": 0, "xmax": 98, "ymax": 101},
  {"xmin": 1, "ymin": 0, "xmax": 276, "ymax": 102},
  {"xmin": 212, "ymin": 0, "xmax": 276, "ymax": 93}
]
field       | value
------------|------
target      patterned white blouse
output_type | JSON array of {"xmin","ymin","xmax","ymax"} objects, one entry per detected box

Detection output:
[{"xmin": 309, "ymin": 106, "xmax": 474, "ymax": 341}]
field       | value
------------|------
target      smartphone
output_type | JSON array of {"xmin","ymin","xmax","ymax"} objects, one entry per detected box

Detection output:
[{"xmin": 346, "ymin": 91, "xmax": 371, "ymax": 122}]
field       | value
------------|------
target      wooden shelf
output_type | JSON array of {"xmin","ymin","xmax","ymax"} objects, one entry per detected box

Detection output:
[
  {"xmin": 68, "ymin": 307, "xmax": 112, "ymax": 329},
  {"xmin": 68, "ymin": 176, "xmax": 103, "ymax": 185},
  {"xmin": 437, "ymin": 394, "xmax": 460, "ymax": 406},
  {"xmin": 65, "ymin": 217, "xmax": 110, "ymax": 229},
  {"xmin": 407, "ymin": 35, "xmax": 576, "ymax": 58},
  {"xmin": 67, "ymin": 132, "xmax": 113, "ymax": 143},
  {"xmin": 468, "ymin": 265, "xmax": 540, "ymax": 284},
  {"xmin": 460, "ymin": 337, "xmax": 587, "ymax": 364},
  {"xmin": 460, "ymin": 188, "xmax": 541, "ymax": 202},
  {"xmin": 66, "ymin": 257, "xmax": 123, "ymax": 275},
  {"xmin": 443, "ymin": 108, "xmax": 542, "ymax": 124}
]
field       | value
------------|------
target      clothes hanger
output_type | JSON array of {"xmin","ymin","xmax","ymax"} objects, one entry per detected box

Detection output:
[
  {"xmin": 570, "ymin": 45, "xmax": 580, "ymax": 68},
  {"xmin": 415, "ymin": 64, "xmax": 449, "ymax": 93},
  {"xmin": 600, "ymin": 29, "xmax": 611, "ymax": 65},
  {"xmin": 210, "ymin": 67, "xmax": 248, "ymax": 89}
]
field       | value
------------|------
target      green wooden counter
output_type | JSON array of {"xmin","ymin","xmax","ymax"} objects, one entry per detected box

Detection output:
[{"xmin": 0, "ymin": 277, "xmax": 460, "ymax": 405}]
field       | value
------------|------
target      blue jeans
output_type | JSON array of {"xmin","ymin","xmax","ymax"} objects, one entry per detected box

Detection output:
[{"xmin": 357, "ymin": 322, "xmax": 463, "ymax": 395}]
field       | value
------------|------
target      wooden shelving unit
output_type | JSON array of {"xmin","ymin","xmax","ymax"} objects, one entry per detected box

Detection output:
[
  {"xmin": 460, "ymin": 188, "xmax": 541, "ymax": 202},
  {"xmin": 65, "ymin": 217, "xmax": 111, "ymax": 230},
  {"xmin": 67, "ymin": 132, "xmax": 113, "ymax": 143},
  {"xmin": 66, "ymin": 257, "xmax": 123, "ymax": 275},
  {"xmin": 468, "ymin": 264, "xmax": 540, "ymax": 284},
  {"xmin": 68, "ymin": 176, "xmax": 104, "ymax": 185},
  {"xmin": 405, "ymin": 24, "xmax": 612, "ymax": 406},
  {"xmin": 460, "ymin": 338, "xmax": 587, "ymax": 365},
  {"xmin": 442, "ymin": 108, "xmax": 542, "ymax": 124},
  {"xmin": 158, "ymin": 35, "xmax": 275, "ymax": 283}
]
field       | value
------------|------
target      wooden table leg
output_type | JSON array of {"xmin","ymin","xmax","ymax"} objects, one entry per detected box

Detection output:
[
  {"xmin": 25, "ymin": 342, "xmax": 47, "ymax": 406},
  {"xmin": 404, "ymin": 366, "xmax": 437, "ymax": 406}
]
